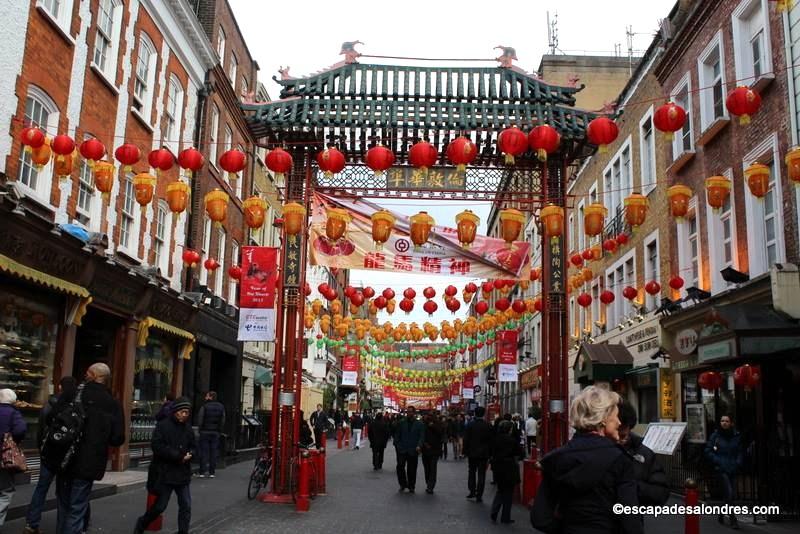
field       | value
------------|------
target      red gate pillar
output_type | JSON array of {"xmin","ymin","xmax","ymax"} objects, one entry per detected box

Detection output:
[{"xmin": 539, "ymin": 158, "xmax": 570, "ymax": 454}]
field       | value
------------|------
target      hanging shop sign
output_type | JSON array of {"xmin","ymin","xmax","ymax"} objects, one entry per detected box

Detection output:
[
  {"xmin": 450, "ymin": 380, "xmax": 461, "ymax": 403},
  {"xmin": 675, "ymin": 328, "xmax": 698, "ymax": 356},
  {"xmin": 310, "ymin": 193, "xmax": 531, "ymax": 280},
  {"xmin": 497, "ymin": 330, "xmax": 519, "ymax": 382},
  {"xmin": 462, "ymin": 371, "xmax": 475, "ymax": 399},
  {"xmin": 342, "ymin": 356, "xmax": 359, "ymax": 386},
  {"xmin": 237, "ymin": 247, "xmax": 278, "ymax": 341},
  {"xmin": 548, "ymin": 236, "xmax": 564, "ymax": 293},
  {"xmin": 659, "ymin": 368, "xmax": 675, "ymax": 420},
  {"xmin": 698, "ymin": 338, "xmax": 736, "ymax": 362}
]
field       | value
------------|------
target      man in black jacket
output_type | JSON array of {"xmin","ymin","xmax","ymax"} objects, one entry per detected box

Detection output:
[
  {"xmin": 618, "ymin": 402, "xmax": 670, "ymax": 505},
  {"xmin": 367, "ymin": 412, "xmax": 390, "ymax": 470},
  {"xmin": 197, "ymin": 391, "xmax": 225, "ymax": 478},
  {"xmin": 134, "ymin": 397, "xmax": 196, "ymax": 534},
  {"xmin": 55, "ymin": 363, "xmax": 124, "ymax": 534},
  {"xmin": 464, "ymin": 406, "xmax": 493, "ymax": 502},
  {"xmin": 310, "ymin": 404, "xmax": 328, "ymax": 449}
]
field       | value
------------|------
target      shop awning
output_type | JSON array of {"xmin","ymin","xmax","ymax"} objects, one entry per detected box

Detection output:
[
  {"xmin": 573, "ymin": 343, "xmax": 633, "ymax": 385},
  {"xmin": 0, "ymin": 253, "xmax": 92, "ymax": 325},
  {"xmin": 254, "ymin": 365, "xmax": 273, "ymax": 386},
  {"xmin": 137, "ymin": 316, "xmax": 196, "ymax": 360}
]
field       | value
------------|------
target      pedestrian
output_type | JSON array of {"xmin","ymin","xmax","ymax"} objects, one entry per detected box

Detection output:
[
  {"xmin": 351, "ymin": 412, "xmax": 364, "ymax": 450},
  {"xmin": 490, "ymin": 420, "xmax": 523, "ymax": 524},
  {"xmin": 333, "ymin": 409, "xmax": 342, "ymax": 430},
  {"xmin": 134, "ymin": 397, "xmax": 196, "ymax": 534},
  {"xmin": 618, "ymin": 401, "xmax": 669, "ymax": 506},
  {"xmin": 531, "ymin": 385, "xmax": 641, "ymax": 534},
  {"xmin": 0, "ymin": 388, "xmax": 26, "ymax": 527},
  {"xmin": 439, "ymin": 415, "xmax": 448, "ymax": 460},
  {"xmin": 456, "ymin": 413, "xmax": 466, "ymax": 459},
  {"xmin": 367, "ymin": 412, "xmax": 389, "ymax": 470},
  {"xmin": 421, "ymin": 413, "xmax": 444, "ymax": 494},
  {"xmin": 299, "ymin": 411, "xmax": 314, "ymax": 448},
  {"xmin": 525, "ymin": 410, "xmax": 538, "ymax": 457},
  {"xmin": 155, "ymin": 392, "xmax": 177, "ymax": 422},
  {"xmin": 55, "ymin": 363, "xmax": 125, "ymax": 534},
  {"xmin": 393, "ymin": 406, "xmax": 425, "ymax": 493},
  {"xmin": 705, "ymin": 414, "xmax": 743, "ymax": 529},
  {"xmin": 310, "ymin": 404, "xmax": 328, "ymax": 449},
  {"xmin": 23, "ymin": 376, "xmax": 77, "ymax": 534},
  {"xmin": 464, "ymin": 406, "xmax": 492, "ymax": 503},
  {"xmin": 196, "ymin": 391, "xmax": 225, "ymax": 478}
]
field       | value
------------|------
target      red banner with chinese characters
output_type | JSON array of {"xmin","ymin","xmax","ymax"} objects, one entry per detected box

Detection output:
[
  {"xmin": 342, "ymin": 356, "xmax": 359, "ymax": 386},
  {"xmin": 309, "ymin": 193, "xmax": 531, "ymax": 279},
  {"xmin": 449, "ymin": 380, "xmax": 461, "ymax": 403},
  {"xmin": 497, "ymin": 330, "xmax": 518, "ymax": 382},
  {"xmin": 462, "ymin": 371, "xmax": 475, "ymax": 399},
  {"xmin": 237, "ymin": 247, "xmax": 279, "ymax": 341}
]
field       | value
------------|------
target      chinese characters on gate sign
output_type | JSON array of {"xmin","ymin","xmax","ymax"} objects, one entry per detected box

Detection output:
[{"xmin": 386, "ymin": 167, "xmax": 468, "ymax": 191}]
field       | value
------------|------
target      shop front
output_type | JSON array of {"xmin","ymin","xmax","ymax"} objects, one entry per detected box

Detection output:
[{"xmin": 518, "ymin": 365, "xmax": 541, "ymax": 417}]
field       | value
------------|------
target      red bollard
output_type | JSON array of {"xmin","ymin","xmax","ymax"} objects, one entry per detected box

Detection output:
[
  {"xmin": 337, "ymin": 427, "xmax": 343, "ymax": 449},
  {"xmin": 314, "ymin": 446, "xmax": 326, "ymax": 494},
  {"xmin": 685, "ymin": 478, "xmax": 699, "ymax": 534},
  {"xmin": 344, "ymin": 426, "xmax": 350, "ymax": 447},
  {"xmin": 295, "ymin": 452, "xmax": 312, "ymax": 512},
  {"xmin": 145, "ymin": 492, "xmax": 163, "ymax": 531},
  {"xmin": 522, "ymin": 456, "xmax": 543, "ymax": 508}
]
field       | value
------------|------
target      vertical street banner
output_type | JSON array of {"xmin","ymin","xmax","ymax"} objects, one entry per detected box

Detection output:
[
  {"xmin": 497, "ymin": 330, "xmax": 519, "ymax": 382},
  {"xmin": 341, "ymin": 356, "xmax": 359, "ymax": 386},
  {"xmin": 462, "ymin": 371, "xmax": 475, "ymax": 399},
  {"xmin": 383, "ymin": 386, "xmax": 392, "ymax": 407},
  {"xmin": 450, "ymin": 380, "xmax": 461, "ymax": 403},
  {"xmin": 237, "ymin": 247, "xmax": 279, "ymax": 341}
]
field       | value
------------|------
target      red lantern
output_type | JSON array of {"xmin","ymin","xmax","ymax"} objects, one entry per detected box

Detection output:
[
  {"xmin": 323, "ymin": 288, "xmax": 337, "ymax": 301},
  {"xmin": 365, "ymin": 145, "xmax": 395, "ymax": 177},
  {"xmin": 600, "ymin": 290, "xmax": 615, "ymax": 305},
  {"xmin": 475, "ymin": 301, "xmax": 489, "ymax": 315},
  {"xmin": 616, "ymin": 233, "xmax": 629, "ymax": 246},
  {"xmin": 178, "ymin": 147, "xmax": 204, "ymax": 178},
  {"xmin": 52, "ymin": 134, "xmax": 75, "ymax": 159},
  {"xmin": 698, "ymin": 371, "xmax": 723, "ymax": 391},
  {"xmin": 20, "ymin": 127, "xmax": 45, "ymax": 151},
  {"xmin": 374, "ymin": 295, "xmax": 388, "ymax": 310},
  {"xmin": 423, "ymin": 300, "xmax": 438, "ymax": 316},
  {"xmin": 533, "ymin": 297, "xmax": 543, "ymax": 313},
  {"xmin": 481, "ymin": 282, "xmax": 494, "ymax": 294},
  {"xmin": 403, "ymin": 288, "xmax": 416, "ymax": 300},
  {"xmin": 317, "ymin": 147, "xmax": 346, "ymax": 177},
  {"xmin": 408, "ymin": 141, "xmax": 438, "ymax": 172},
  {"xmin": 382, "ymin": 288, "xmax": 396, "ymax": 301},
  {"xmin": 530, "ymin": 268, "xmax": 541, "ymax": 281},
  {"xmin": 304, "ymin": 283, "xmax": 312, "ymax": 297},
  {"xmin": 733, "ymin": 364, "xmax": 761, "ymax": 391},
  {"xmin": 344, "ymin": 286, "xmax": 356, "ymax": 298},
  {"xmin": 498, "ymin": 126, "xmax": 528, "ymax": 164},
  {"xmin": 495, "ymin": 298, "xmax": 510, "ymax": 312},
  {"xmin": 363, "ymin": 287, "xmax": 376, "ymax": 299},
  {"xmin": 512, "ymin": 299, "xmax": 526, "ymax": 314},
  {"xmin": 182, "ymin": 249, "xmax": 201, "ymax": 267},
  {"xmin": 653, "ymin": 102, "xmax": 687, "ymax": 140},
  {"xmin": 669, "ymin": 276, "xmax": 685, "ymax": 290},
  {"xmin": 726, "ymin": 86, "xmax": 762, "ymax": 125},
  {"xmin": 581, "ymin": 249, "xmax": 593, "ymax": 261},
  {"xmin": 350, "ymin": 292, "xmax": 365, "ymax": 307},
  {"xmin": 228, "ymin": 265, "xmax": 242, "ymax": 282},
  {"xmin": 446, "ymin": 298, "xmax": 461, "ymax": 313},
  {"xmin": 444, "ymin": 285, "xmax": 458, "ymax": 297},
  {"xmin": 204, "ymin": 257, "xmax": 220, "ymax": 271},
  {"xmin": 603, "ymin": 238, "xmax": 618, "ymax": 253},
  {"xmin": 586, "ymin": 117, "xmax": 619, "ymax": 152},
  {"xmin": 446, "ymin": 136, "xmax": 477, "ymax": 173},
  {"xmin": 219, "ymin": 149, "xmax": 246, "ymax": 182},
  {"xmin": 265, "ymin": 147, "xmax": 293, "ymax": 181},
  {"xmin": 622, "ymin": 286, "xmax": 638, "ymax": 301},
  {"xmin": 645, "ymin": 281, "xmax": 661, "ymax": 296},
  {"xmin": 79, "ymin": 138, "xmax": 106, "ymax": 165},
  {"xmin": 423, "ymin": 287, "xmax": 436, "ymax": 299},
  {"xmin": 577, "ymin": 293, "xmax": 592, "ymax": 308},
  {"xmin": 318, "ymin": 283, "xmax": 331, "ymax": 296},
  {"xmin": 115, "ymin": 143, "xmax": 141, "ymax": 173},
  {"xmin": 570, "ymin": 254, "xmax": 584, "ymax": 268},
  {"xmin": 528, "ymin": 125, "xmax": 561, "ymax": 161},
  {"xmin": 148, "ymin": 148, "xmax": 175, "ymax": 174},
  {"xmin": 465, "ymin": 282, "xmax": 478, "ymax": 294},
  {"xmin": 399, "ymin": 298, "xmax": 414, "ymax": 314}
]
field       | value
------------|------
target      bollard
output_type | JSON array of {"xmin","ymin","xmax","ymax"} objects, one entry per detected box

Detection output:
[
  {"xmin": 522, "ymin": 454, "xmax": 543, "ymax": 508},
  {"xmin": 314, "ymin": 446, "xmax": 326, "ymax": 494},
  {"xmin": 685, "ymin": 478, "xmax": 699, "ymax": 534},
  {"xmin": 344, "ymin": 426, "xmax": 350, "ymax": 447},
  {"xmin": 295, "ymin": 451, "xmax": 312, "ymax": 512},
  {"xmin": 144, "ymin": 492, "xmax": 164, "ymax": 531},
  {"xmin": 337, "ymin": 427, "xmax": 343, "ymax": 449}
]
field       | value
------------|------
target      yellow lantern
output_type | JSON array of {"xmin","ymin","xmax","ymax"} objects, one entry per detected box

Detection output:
[
  {"xmin": 539, "ymin": 204, "xmax": 564, "ymax": 242},
  {"xmin": 243, "ymin": 196, "xmax": 267, "ymax": 229},
  {"xmin": 581, "ymin": 267, "xmax": 593, "ymax": 283},
  {"xmin": 55, "ymin": 151, "xmax": 75, "ymax": 180},
  {"xmin": 371, "ymin": 210, "xmax": 395, "ymax": 249},
  {"xmin": 499, "ymin": 208, "xmax": 525, "ymax": 246},
  {"xmin": 667, "ymin": 184, "xmax": 692, "ymax": 221},
  {"xmin": 591, "ymin": 244, "xmax": 602, "ymax": 261},
  {"xmin": 93, "ymin": 160, "xmax": 115, "ymax": 203},
  {"xmin": 744, "ymin": 162, "xmax": 770, "ymax": 199},
  {"xmin": 785, "ymin": 146, "xmax": 800, "ymax": 187},
  {"xmin": 409, "ymin": 211, "xmax": 435, "ymax": 250},
  {"xmin": 624, "ymin": 193, "xmax": 648, "ymax": 229},
  {"xmin": 455, "ymin": 210, "xmax": 480, "ymax": 248},
  {"xmin": 584, "ymin": 203, "xmax": 607, "ymax": 237},
  {"xmin": 166, "ymin": 181, "xmax": 191, "ymax": 223},
  {"xmin": 705, "ymin": 176, "xmax": 731, "ymax": 211},
  {"xmin": 204, "ymin": 189, "xmax": 230, "ymax": 227},
  {"xmin": 31, "ymin": 142, "xmax": 52, "ymax": 170},
  {"xmin": 283, "ymin": 201, "xmax": 306, "ymax": 241},
  {"xmin": 133, "ymin": 173, "xmax": 157, "ymax": 216},
  {"xmin": 326, "ymin": 207, "xmax": 351, "ymax": 242}
]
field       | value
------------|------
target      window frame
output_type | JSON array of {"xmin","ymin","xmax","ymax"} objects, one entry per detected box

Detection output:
[
  {"xmin": 639, "ymin": 105, "xmax": 657, "ymax": 196},
  {"xmin": 153, "ymin": 200, "xmax": 170, "ymax": 274},
  {"xmin": 706, "ymin": 168, "xmax": 738, "ymax": 294},
  {"xmin": 199, "ymin": 217, "xmax": 212, "ymax": 286},
  {"xmin": 643, "ymin": 229, "xmax": 660, "ymax": 311},
  {"xmin": 229, "ymin": 53, "xmax": 238, "ymax": 86},
  {"xmin": 670, "ymin": 72, "xmax": 694, "ymax": 160},
  {"xmin": 16, "ymin": 87, "xmax": 60, "ymax": 206},
  {"xmin": 601, "ymin": 136, "xmax": 633, "ymax": 218},
  {"xmin": 215, "ymin": 227, "xmax": 227, "ymax": 296},
  {"xmin": 209, "ymin": 104, "xmax": 220, "ymax": 169},
  {"xmin": 37, "ymin": 0, "xmax": 74, "ymax": 39},
  {"xmin": 163, "ymin": 76, "xmax": 184, "ymax": 153},
  {"xmin": 118, "ymin": 172, "xmax": 140, "ymax": 256},
  {"xmin": 91, "ymin": 0, "xmax": 122, "ymax": 82},
  {"xmin": 132, "ymin": 32, "xmax": 157, "ymax": 122},
  {"xmin": 605, "ymin": 247, "xmax": 637, "ymax": 329},
  {"xmin": 676, "ymin": 197, "xmax": 702, "ymax": 298},
  {"xmin": 229, "ymin": 240, "xmax": 239, "ymax": 305},
  {"xmin": 697, "ymin": 29, "xmax": 729, "ymax": 132},
  {"xmin": 217, "ymin": 26, "xmax": 226, "ymax": 64},
  {"xmin": 731, "ymin": 0, "xmax": 773, "ymax": 86}
]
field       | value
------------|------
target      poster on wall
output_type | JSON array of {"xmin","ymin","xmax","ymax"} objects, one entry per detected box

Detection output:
[
  {"xmin": 462, "ymin": 371, "xmax": 475, "ymax": 399},
  {"xmin": 686, "ymin": 403, "xmax": 707, "ymax": 443},
  {"xmin": 237, "ymin": 247, "xmax": 279, "ymax": 341},
  {"xmin": 341, "ymin": 356, "xmax": 359, "ymax": 386},
  {"xmin": 497, "ymin": 330, "xmax": 519, "ymax": 382}
]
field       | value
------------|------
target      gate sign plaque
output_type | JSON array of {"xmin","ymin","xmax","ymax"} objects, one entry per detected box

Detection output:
[{"xmin": 549, "ymin": 235, "xmax": 564, "ymax": 293}]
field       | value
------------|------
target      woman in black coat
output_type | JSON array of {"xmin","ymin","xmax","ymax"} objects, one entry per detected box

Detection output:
[
  {"xmin": 421, "ymin": 414, "xmax": 443, "ymax": 493},
  {"xmin": 531, "ymin": 386, "xmax": 642, "ymax": 534},
  {"xmin": 490, "ymin": 420, "xmax": 523, "ymax": 524}
]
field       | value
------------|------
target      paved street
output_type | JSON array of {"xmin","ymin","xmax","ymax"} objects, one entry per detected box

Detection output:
[{"xmin": 3, "ymin": 438, "xmax": 797, "ymax": 533}]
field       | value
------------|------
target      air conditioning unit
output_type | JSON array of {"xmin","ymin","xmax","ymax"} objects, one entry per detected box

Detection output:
[{"xmin": 771, "ymin": 263, "xmax": 800, "ymax": 319}]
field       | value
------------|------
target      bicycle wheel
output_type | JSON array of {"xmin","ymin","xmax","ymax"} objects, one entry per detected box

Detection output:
[{"xmin": 247, "ymin": 461, "xmax": 266, "ymax": 500}]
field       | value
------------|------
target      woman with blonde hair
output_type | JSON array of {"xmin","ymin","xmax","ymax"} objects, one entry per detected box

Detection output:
[{"xmin": 531, "ymin": 386, "xmax": 641, "ymax": 534}]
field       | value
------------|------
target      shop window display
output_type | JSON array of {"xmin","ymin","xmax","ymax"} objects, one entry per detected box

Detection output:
[
  {"xmin": 0, "ymin": 289, "xmax": 58, "ymax": 448},
  {"xmin": 131, "ymin": 335, "xmax": 175, "ymax": 444}
]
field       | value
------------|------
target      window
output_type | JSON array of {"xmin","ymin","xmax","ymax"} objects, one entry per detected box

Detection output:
[
  {"xmin": 153, "ymin": 202, "xmax": 169, "ymax": 273},
  {"xmin": 76, "ymin": 158, "xmax": 94, "ymax": 221},
  {"xmin": 591, "ymin": 282, "xmax": 600, "ymax": 337},
  {"xmin": 92, "ymin": 0, "xmax": 121, "ymax": 80},
  {"xmin": 209, "ymin": 105, "xmax": 220, "ymax": 167},
  {"xmin": 568, "ymin": 214, "xmax": 575, "ymax": 252},
  {"xmin": 644, "ymin": 231, "xmax": 660, "ymax": 310},
  {"xmin": 217, "ymin": 27, "xmax": 226, "ymax": 63},
  {"xmin": 120, "ymin": 173, "xmax": 138, "ymax": 252},
  {"xmin": 164, "ymin": 77, "xmax": 184, "ymax": 152},
  {"xmin": 215, "ymin": 228, "xmax": 226, "ymax": 296},
  {"xmin": 241, "ymin": 76, "xmax": 248, "ymax": 96},
  {"xmin": 732, "ymin": 0, "xmax": 772, "ymax": 83},
  {"xmin": 602, "ymin": 138, "xmax": 633, "ymax": 218},
  {"xmin": 229, "ymin": 240, "xmax": 239, "ymax": 304},
  {"xmin": 639, "ymin": 108, "xmax": 656, "ymax": 195},
  {"xmin": 235, "ymin": 144, "xmax": 243, "ymax": 198},
  {"xmin": 698, "ymin": 31, "xmax": 727, "ymax": 131},
  {"xmin": 199, "ymin": 217, "xmax": 212, "ymax": 285},
  {"xmin": 707, "ymin": 170, "xmax": 737, "ymax": 294},
  {"xmin": 229, "ymin": 54, "xmax": 238, "ymax": 85},
  {"xmin": 133, "ymin": 33, "xmax": 157, "ymax": 119},
  {"xmin": 689, "ymin": 216, "xmax": 700, "ymax": 287},
  {"xmin": 17, "ymin": 88, "xmax": 59, "ymax": 201},
  {"xmin": 605, "ymin": 249, "xmax": 636, "ymax": 328},
  {"xmin": 38, "ymin": 0, "xmax": 74, "ymax": 35},
  {"xmin": 677, "ymin": 200, "xmax": 701, "ymax": 296},
  {"xmin": 671, "ymin": 73, "xmax": 694, "ymax": 158},
  {"xmin": 577, "ymin": 201, "xmax": 586, "ymax": 252}
]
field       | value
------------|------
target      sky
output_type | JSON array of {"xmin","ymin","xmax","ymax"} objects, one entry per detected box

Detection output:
[{"xmin": 229, "ymin": 0, "xmax": 676, "ymax": 325}]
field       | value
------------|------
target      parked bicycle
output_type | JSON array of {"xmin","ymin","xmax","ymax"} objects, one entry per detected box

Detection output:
[{"xmin": 247, "ymin": 443, "xmax": 272, "ymax": 500}]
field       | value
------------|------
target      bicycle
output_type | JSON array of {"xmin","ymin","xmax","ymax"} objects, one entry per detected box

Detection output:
[{"xmin": 247, "ymin": 443, "xmax": 272, "ymax": 500}]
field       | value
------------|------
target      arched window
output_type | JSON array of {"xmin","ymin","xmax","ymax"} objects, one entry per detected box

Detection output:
[
  {"xmin": 215, "ymin": 227, "xmax": 226, "ymax": 296},
  {"xmin": 163, "ymin": 75, "xmax": 184, "ymax": 152},
  {"xmin": 17, "ymin": 86, "xmax": 59, "ymax": 202},
  {"xmin": 153, "ymin": 200, "xmax": 171, "ymax": 274},
  {"xmin": 133, "ymin": 32, "xmax": 157, "ymax": 121}
]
